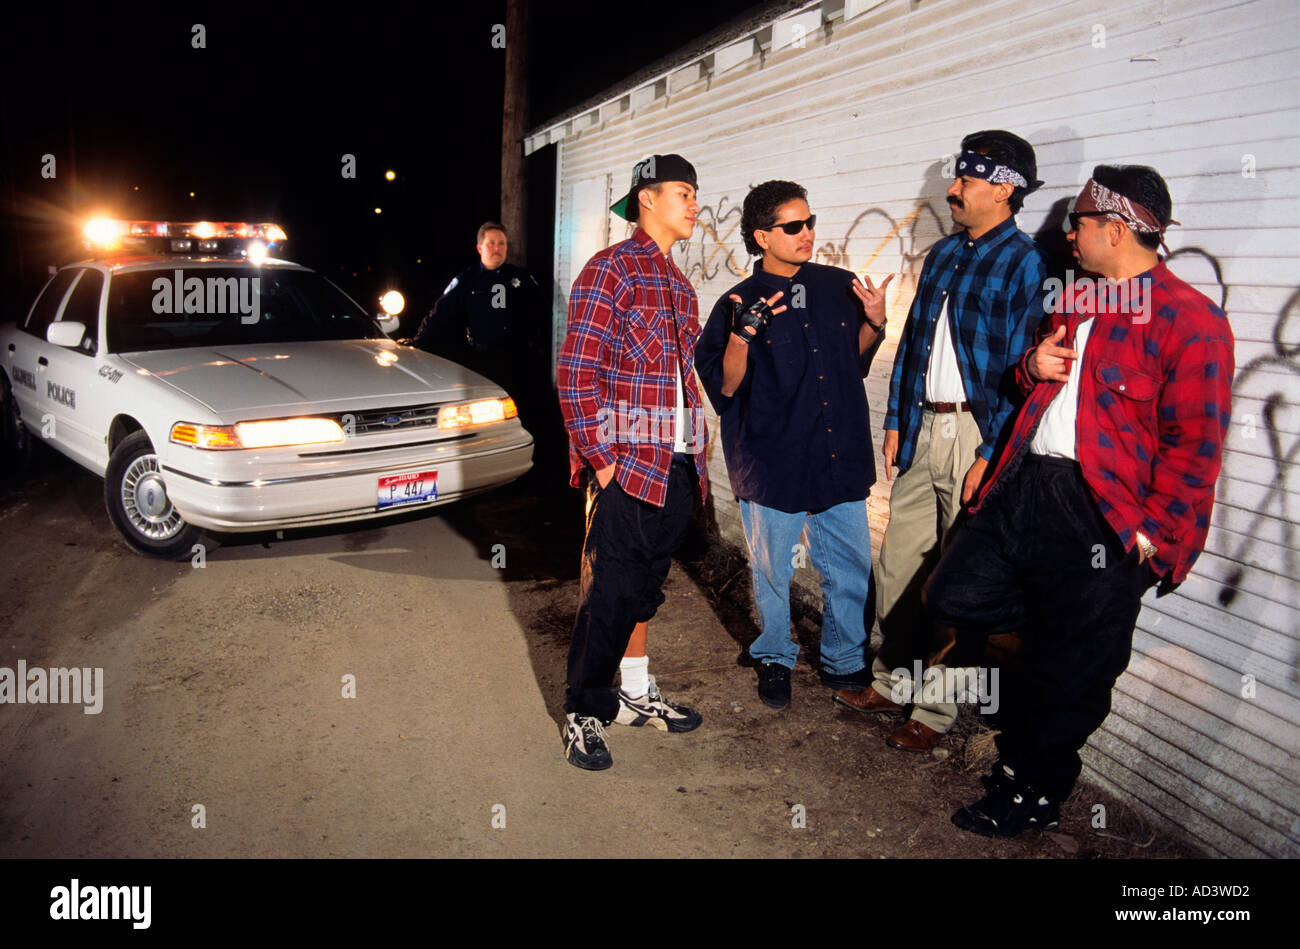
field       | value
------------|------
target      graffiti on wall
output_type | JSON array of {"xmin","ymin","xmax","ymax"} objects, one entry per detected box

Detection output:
[
  {"xmin": 1215, "ymin": 286, "xmax": 1299, "ymax": 613},
  {"xmin": 812, "ymin": 202, "xmax": 951, "ymax": 293},
  {"xmin": 680, "ymin": 196, "xmax": 748, "ymax": 285},
  {"xmin": 680, "ymin": 195, "xmax": 952, "ymax": 306}
]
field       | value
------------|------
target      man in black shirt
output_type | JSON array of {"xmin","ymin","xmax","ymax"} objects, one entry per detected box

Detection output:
[{"xmin": 695, "ymin": 180, "xmax": 891, "ymax": 709}]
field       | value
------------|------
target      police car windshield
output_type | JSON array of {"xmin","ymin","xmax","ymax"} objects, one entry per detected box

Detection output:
[{"xmin": 105, "ymin": 268, "xmax": 379, "ymax": 352}]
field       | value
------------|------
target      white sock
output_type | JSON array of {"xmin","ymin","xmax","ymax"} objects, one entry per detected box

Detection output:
[{"xmin": 620, "ymin": 655, "xmax": 650, "ymax": 698}]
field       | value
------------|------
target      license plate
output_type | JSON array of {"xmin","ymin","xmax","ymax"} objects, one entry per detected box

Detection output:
[{"xmin": 377, "ymin": 469, "xmax": 438, "ymax": 509}]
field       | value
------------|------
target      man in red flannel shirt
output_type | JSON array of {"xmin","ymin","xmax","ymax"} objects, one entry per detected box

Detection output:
[
  {"xmin": 555, "ymin": 154, "xmax": 710, "ymax": 771},
  {"xmin": 924, "ymin": 164, "xmax": 1234, "ymax": 836}
]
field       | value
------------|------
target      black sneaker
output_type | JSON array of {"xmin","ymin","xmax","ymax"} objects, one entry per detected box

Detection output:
[
  {"xmin": 562, "ymin": 713, "xmax": 613, "ymax": 771},
  {"xmin": 952, "ymin": 764, "xmax": 1060, "ymax": 837},
  {"xmin": 615, "ymin": 675, "xmax": 702, "ymax": 732},
  {"xmin": 757, "ymin": 662, "xmax": 792, "ymax": 709},
  {"xmin": 980, "ymin": 762, "xmax": 1015, "ymax": 793}
]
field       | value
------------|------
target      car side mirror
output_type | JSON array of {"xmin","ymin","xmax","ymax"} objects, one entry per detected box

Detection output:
[
  {"xmin": 47, "ymin": 321, "xmax": 86, "ymax": 348},
  {"xmin": 376, "ymin": 313, "xmax": 401, "ymax": 335}
]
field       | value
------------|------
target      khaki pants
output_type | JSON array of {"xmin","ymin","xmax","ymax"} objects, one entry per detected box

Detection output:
[{"xmin": 872, "ymin": 409, "xmax": 982, "ymax": 732}]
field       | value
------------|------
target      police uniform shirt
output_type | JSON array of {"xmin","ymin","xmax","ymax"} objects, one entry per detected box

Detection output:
[
  {"xmin": 414, "ymin": 262, "xmax": 541, "ymax": 353},
  {"xmin": 443, "ymin": 263, "xmax": 540, "ymax": 350}
]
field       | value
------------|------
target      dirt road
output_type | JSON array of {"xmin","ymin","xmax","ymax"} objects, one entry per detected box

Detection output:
[{"xmin": 0, "ymin": 452, "xmax": 1197, "ymax": 858}]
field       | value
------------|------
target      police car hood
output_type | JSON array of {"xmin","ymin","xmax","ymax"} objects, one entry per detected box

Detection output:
[{"xmin": 119, "ymin": 341, "xmax": 501, "ymax": 416}]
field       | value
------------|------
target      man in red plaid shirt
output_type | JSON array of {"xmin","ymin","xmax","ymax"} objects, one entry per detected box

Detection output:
[
  {"xmin": 556, "ymin": 154, "xmax": 710, "ymax": 771},
  {"xmin": 925, "ymin": 164, "xmax": 1234, "ymax": 836}
]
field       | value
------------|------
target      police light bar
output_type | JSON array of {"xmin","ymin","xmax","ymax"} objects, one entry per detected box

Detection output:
[{"xmin": 82, "ymin": 219, "xmax": 287, "ymax": 254}]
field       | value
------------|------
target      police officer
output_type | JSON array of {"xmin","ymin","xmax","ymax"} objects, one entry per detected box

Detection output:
[
  {"xmin": 412, "ymin": 221, "xmax": 546, "ymax": 400},
  {"xmin": 414, "ymin": 221, "xmax": 566, "ymax": 475}
]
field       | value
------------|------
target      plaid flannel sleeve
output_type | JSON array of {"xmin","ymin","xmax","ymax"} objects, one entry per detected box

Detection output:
[
  {"xmin": 982, "ymin": 251, "xmax": 1048, "ymax": 459},
  {"xmin": 557, "ymin": 258, "xmax": 622, "ymax": 472},
  {"xmin": 1140, "ymin": 312, "xmax": 1235, "ymax": 571}
]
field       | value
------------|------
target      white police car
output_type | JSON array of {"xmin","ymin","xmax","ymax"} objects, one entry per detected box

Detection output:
[{"xmin": 0, "ymin": 219, "xmax": 533, "ymax": 557}]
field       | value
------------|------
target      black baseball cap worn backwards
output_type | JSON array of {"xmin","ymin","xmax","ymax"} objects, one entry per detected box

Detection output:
[{"xmin": 610, "ymin": 154, "xmax": 698, "ymax": 222}]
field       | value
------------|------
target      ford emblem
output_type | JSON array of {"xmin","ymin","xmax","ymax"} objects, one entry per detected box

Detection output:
[{"xmin": 382, "ymin": 415, "xmax": 402, "ymax": 426}]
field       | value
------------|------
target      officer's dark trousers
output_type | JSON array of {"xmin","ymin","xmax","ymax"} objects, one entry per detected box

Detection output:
[
  {"xmin": 924, "ymin": 455, "xmax": 1158, "ymax": 801},
  {"xmin": 565, "ymin": 458, "xmax": 696, "ymax": 723}
]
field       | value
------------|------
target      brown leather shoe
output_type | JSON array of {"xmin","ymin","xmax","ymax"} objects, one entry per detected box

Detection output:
[
  {"xmin": 832, "ymin": 687, "xmax": 903, "ymax": 714},
  {"xmin": 886, "ymin": 718, "xmax": 943, "ymax": 752}
]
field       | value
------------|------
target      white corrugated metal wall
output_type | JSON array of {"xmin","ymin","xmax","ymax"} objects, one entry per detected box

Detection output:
[{"xmin": 537, "ymin": 0, "xmax": 1300, "ymax": 857}]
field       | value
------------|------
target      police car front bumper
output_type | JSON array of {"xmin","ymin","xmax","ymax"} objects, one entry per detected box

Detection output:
[{"xmin": 159, "ymin": 423, "xmax": 533, "ymax": 532}]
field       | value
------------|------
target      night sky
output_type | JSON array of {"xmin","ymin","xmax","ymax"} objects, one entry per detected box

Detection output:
[{"xmin": 0, "ymin": 1, "xmax": 760, "ymax": 333}]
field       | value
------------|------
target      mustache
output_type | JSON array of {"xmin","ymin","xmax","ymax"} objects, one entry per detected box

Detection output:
[{"xmin": 947, "ymin": 197, "xmax": 963, "ymax": 208}]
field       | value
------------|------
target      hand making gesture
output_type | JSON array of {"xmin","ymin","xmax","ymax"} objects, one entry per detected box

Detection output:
[
  {"xmin": 1027, "ymin": 324, "xmax": 1079, "ymax": 382},
  {"xmin": 729, "ymin": 290, "xmax": 787, "ymax": 343},
  {"xmin": 851, "ymin": 273, "xmax": 894, "ymax": 331}
]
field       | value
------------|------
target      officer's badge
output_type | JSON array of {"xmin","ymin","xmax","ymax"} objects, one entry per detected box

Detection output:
[{"xmin": 510, "ymin": 277, "xmax": 521, "ymax": 288}]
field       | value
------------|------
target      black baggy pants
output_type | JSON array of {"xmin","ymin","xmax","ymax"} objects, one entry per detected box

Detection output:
[
  {"xmin": 565, "ymin": 457, "xmax": 697, "ymax": 722},
  {"xmin": 924, "ymin": 454, "xmax": 1158, "ymax": 800}
]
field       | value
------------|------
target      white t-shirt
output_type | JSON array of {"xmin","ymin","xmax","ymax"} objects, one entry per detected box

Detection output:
[
  {"xmin": 1029, "ymin": 318, "xmax": 1095, "ymax": 460},
  {"xmin": 925, "ymin": 295, "xmax": 966, "ymax": 403}
]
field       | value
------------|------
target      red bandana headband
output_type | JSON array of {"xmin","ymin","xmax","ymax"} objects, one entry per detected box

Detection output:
[{"xmin": 1074, "ymin": 178, "xmax": 1179, "ymax": 237}]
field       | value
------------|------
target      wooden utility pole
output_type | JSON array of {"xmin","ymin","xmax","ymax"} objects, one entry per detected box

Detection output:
[{"xmin": 501, "ymin": 0, "xmax": 529, "ymax": 264}]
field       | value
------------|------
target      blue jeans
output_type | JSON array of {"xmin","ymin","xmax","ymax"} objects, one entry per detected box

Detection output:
[{"xmin": 739, "ymin": 498, "xmax": 871, "ymax": 675}]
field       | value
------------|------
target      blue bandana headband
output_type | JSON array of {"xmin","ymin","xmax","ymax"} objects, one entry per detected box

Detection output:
[{"xmin": 956, "ymin": 149, "xmax": 1037, "ymax": 191}]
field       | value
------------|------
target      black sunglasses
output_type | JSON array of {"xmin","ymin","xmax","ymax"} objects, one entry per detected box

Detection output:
[
  {"xmin": 1067, "ymin": 211, "xmax": 1108, "ymax": 231},
  {"xmin": 761, "ymin": 214, "xmax": 816, "ymax": 235}
]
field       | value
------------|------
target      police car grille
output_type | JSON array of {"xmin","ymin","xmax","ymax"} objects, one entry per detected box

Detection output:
[{"xmin": 343, "ymin": 403, "xmax": 441, "ymax": 434}]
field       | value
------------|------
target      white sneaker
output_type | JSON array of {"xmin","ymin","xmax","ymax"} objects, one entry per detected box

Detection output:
[{"xmin": 614, "ymin": 675, "xmax": 702, "ymax": 733}]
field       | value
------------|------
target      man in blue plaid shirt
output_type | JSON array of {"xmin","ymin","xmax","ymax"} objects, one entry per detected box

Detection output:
[{"xmin": 837, "ymin": 130, "xmax": 1048, "ymax": 752}]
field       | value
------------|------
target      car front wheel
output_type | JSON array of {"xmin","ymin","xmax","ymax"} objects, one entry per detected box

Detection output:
[
  {"xmin": 104, "ymin": 431, "xmax": 201, "ymax": 558},
  {"xmin": 1, "ymin": 377, "xmax": 34, "ymax": 480}
]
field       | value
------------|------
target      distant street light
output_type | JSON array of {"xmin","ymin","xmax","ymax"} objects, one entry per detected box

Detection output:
[
  {"xmin": 374, "ymin": 207, "xmax": 383, "ymax": 214},
  {"xmin": 385, "ymin": 170, "xmax": 396, "ymax": 181}
]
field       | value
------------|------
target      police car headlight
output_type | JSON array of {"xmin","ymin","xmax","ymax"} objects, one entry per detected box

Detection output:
[
  {"xmin": 171, "ymin": 418, "xmax": 346, "ymax": 449},
  {"xmin": 436, "ymin": 398, "xmax": 517, "ymax": 430}
]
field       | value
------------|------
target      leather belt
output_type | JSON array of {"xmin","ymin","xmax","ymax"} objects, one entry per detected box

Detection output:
[{"xmin": 924, "ymin": 400, "xmax": 970, "ymax": 413}]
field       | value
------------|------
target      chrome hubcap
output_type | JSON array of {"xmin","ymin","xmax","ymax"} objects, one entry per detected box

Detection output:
[{"xmin": 121, "ymin": 454, "xmax": 184, "ymax": 540}]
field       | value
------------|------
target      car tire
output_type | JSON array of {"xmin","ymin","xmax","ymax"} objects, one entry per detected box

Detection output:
[
  {"xmin": 1, "ymin": 377, "xmax": 33, "ymax": 481},
  {"xmin": 104, "ymin": 431, "xmax": 202, "ymax": 559}
]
